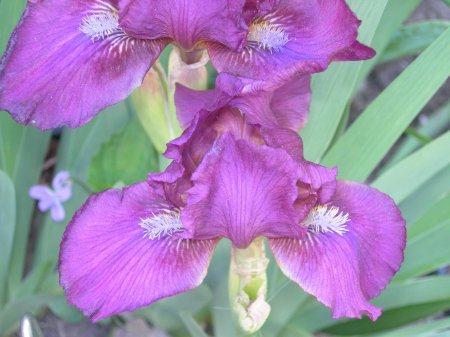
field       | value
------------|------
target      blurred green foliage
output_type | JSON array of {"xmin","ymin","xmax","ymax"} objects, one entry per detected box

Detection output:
[{"xmin": 87, "ymin": 118, "xmax": 159, "ymax": 192}]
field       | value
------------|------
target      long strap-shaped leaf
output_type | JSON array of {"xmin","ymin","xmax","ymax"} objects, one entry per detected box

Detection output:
[
  {"xmin": 370, "ymin": 316, "xmax": 450, "ymax": 337},
  {"xmin": 0, "ymin": 0, "xmax": 25, "ymax": 52},
  {"xmin": 286, "ymin": 276, "xmax": 450, "ymax": 333},
  {"xmin": 180, "ymin": 312, "xmax": 211, "ymax": 337},
  {"xmin": 301, "ymin": 0, "xmax": 389, "ymax": 162},
  {"xmin": 408, "ymin": 194, "xmax": 450, "ymax": 239},
  {"xmin": 373, "ymin": 131, "xmax": 450, "ymax": 203},
  {"xmin": 322, "ymin": 27, "xmax": 450, "ymax": 182},
  {"xmin": 0, "ymin": 170, "xmax": 15, "ymax": 307}
]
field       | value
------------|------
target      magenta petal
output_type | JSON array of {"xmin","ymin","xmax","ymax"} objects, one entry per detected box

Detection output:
[
  {"xmin": 260, "ymin": 127, "xmax": 304, "ymax": 163},
  {"xmin": 293, "ymin": 162, "xmax": 338, "ymax": 221},
  {"xmin": 175, "ymin": 73, "xmax": 311, "ymax": 132},
  {"xmin": 174, "ymin": 73, "xmax": 245, "ymax": 129},
  {"xmin": 119, "ymin": 0, "xmax": 246, "ymax": 51},
  {"xmin": 59, "ymin": 182, "xmax": 217, "ymax": 321},
  {"xmin": 165, "ymin": 112, "xmax": 219, "ymax": 176},
  {"xmin": 0, "ymin": 0, "xmax": 166, "ymax": 130},
  {"xmin": 234, "ymin": 75, "xmax": 311, "ymax": 132},
  {"xmin": 300, "ymin": 162, "xmax": 338, "ymax": 205},
  {"xmin": 269, "ymin": 181, "xmax": 406, "ymax": 320},
  {"xmin": 174, "ymin": 85, "xmax": 216, "ymax": 129},
  {"xmin": 209, "ymin": 0, "xmax": 375, "ymax": 84},
  {"xmin": 182, "ymin": 134, "xmax": 303, "ymax": 248}
]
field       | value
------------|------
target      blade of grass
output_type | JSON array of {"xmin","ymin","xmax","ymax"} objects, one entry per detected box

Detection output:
[
  {"xmin": 408, "ymin": 194, "xmax": 450, "ymax": 238},
  {"xmin": 287, "ymin": 276, "xmax": 450, "ymax": 333},
  {"xmin": 0, "ymin": 0, "xmax": 25, "ymax": 52},
  {"xmin": 399, "ymin": 165, "xmax": 450, "ymax": 224},
  {"xmin": 381, "ymin": 20, "xmax": 450, "ymax": 63},
  {"xmin": 370, "ymin": 317, "xmax": 450, "ymax": 337},
  {"xmin": 357, "ymin": 0, "xmax": 422, "ymax": 83},
  {"xmin": 0, "ymin": 170, "xmax": 15, "ymax": 306},
  {"xmin": 372, "ymin": 131, "xmax": 450, "ymax": 203},
  {"xmin": 322, "ymin": 27, "xmax": 450, "ymax": 181},
  {"xmin": 394, "ymin": 218, "xmax": 450, "ymax": 281},
  {"xmin": 180, "ymin": 312, "xmax": 210, "ymax": 337},
  {"xmin": 324, "ymin": 301, "xmax": 450, "ymax": 336},
  {"xmin": 0, "ymin": 117, "xmax": 51, "ymax": 292},
  {"xmin": 301, "ymin": 0, "xmax": 389, "ymax": 162},
  {"xmin": 384, "ymin": 100, "xmax": 450, "ymax": 170}
]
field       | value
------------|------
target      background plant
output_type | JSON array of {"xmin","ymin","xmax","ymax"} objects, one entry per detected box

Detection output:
[{"xmin": 0, "ymin": 0, "xmax": 449, "ymax": 336}]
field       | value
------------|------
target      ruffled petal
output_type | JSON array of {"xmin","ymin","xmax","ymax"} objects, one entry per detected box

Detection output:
[
  {"xmin": 0, "ymin": 0, "xmax": 166, "ymax": 130},
  {"xmin": 59, "ymin": 181, "xmax": 217, "ymax": 321},
  {"xmin": 269, "ymin": 181, "xmax": 406, "ymax": 320},
  {"xmin": 233, "ymin": 75, "xmax": 311, "ymax": 131},
  {"xmin": 300, "ymin": 162, "xmax": 338, "ymax": 205},
  {"xmin": 119, "ymin": 0, "xmax": 246, "ymax": 51},
  {"xmin": 182, "ymin": 134, "xmax": 303, "ymax": 248},
  {"xmin": 209, "ymin": 0, "xmax": 374, "ymax": 85},
  {"xmin": 174, "ymin": 85, "xmax": 216, "ymax": 129},
  {"xmin": 174, "ymin": 73, "xmax": 245, "ymax": 129},
  {"xmin": 260, "ymin": 127, "xmax": 303, "ymax": 162},
  {"xmin": 165, "ymin": 112, "xmax": 219, "ymax": 176},
  {"xmin": 292, "ymin": 162, "xmax": 338, "ymax": 221},
  {"xmin": 175, "ymin": 73, "xmax": 310, "ymax": 132}
]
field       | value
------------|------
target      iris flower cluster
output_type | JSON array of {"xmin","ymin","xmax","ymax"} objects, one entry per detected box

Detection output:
[{"xmin": 0, "ymin": 0, "xmax": 406, "ymax": 332}]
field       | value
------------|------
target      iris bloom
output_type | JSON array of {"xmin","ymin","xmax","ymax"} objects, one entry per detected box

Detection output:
[
  {"xmin": 0, "ymin": 0, "xmax": 245, "ymax": 129},
  {"xmin": 210, "ymin": 0, "xmax": 375, "ymax": 89},
  {"xmin": 59, "ymin": 76, "xmax": 405, "ymax": 322},
  {"xmin": 0, "ymin": 0, "xmax": 372, "ymax": 129},
  {"xmin": 29, "ymin": 171, "xmax": 72, "ymax": 222}
]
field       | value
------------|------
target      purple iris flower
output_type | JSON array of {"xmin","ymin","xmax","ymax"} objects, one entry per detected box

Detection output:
[
  {"xmin": 59, "ymin": 76, "xmax": 405, "ymax": 321},
  {"xmin": 29, "ymin": 171, "xmax": 72, "ymax": 222},
  {"xmin": 0, "ymin": 0, "xmax": 372, "ymax": 130},
  {"xmin": 0, "ymin": 0, "xmax": 245, "ymax": 130},
  {"xmin": 209, "ymin": 0, "xmax": 376, "ymax": 89}
]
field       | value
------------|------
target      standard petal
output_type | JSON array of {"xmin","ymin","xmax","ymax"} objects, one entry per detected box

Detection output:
[
  {"xmin": 269, "ymin": 181, "xmax": 406, "ymax": 320},
  {"xmin": 59, "ymin": 182, "xmax": 217, "ymax": 321},
  {"xmin": 209, "ymin": 0, "xmax": 374, "ymax": 85},
  {"xmin": 174, "ymin": 85, "xmax": 216, "ymax": 129},
  {"xmin": 260, "ymin": 127, "xmax": 303, "ymax": 163},
  {"xmin": 119, "ymin": 0, "xmax": 246, "ymax": 51},
  {"xmin": 165, "ymin": 112, "xmax": 219, "ymax": 176},
  {"xmin": 182, "ymin": 134, "xmax": 303, "ymax": 248},
  {"xmin": 292, "ymin": 162, "xmax": 338, "ymax": 221},
  {"xmin": 175, "ymin": 73, "xmax": 310, "ymax": 132},
  {"xmin": 233, "ymin": 75, "xmax": 311, "ymax": 131},
  {"xmin": 29, "ymin": 185, "xmax": 55, "ymax": 212},
  {"xmin": 0, "ymin": 0, "xmax": 167, "ymax": 130},
  {"xmin": 300, "ymin": 162, "xmax": 338, "ymax": 205},
  {"xmin": 174, "ymin": 73, "xmax": 244, "ymax": 129}
]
